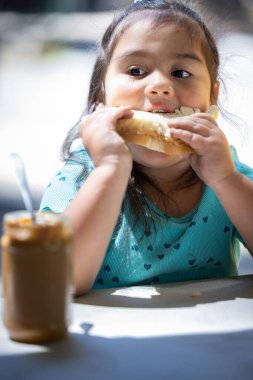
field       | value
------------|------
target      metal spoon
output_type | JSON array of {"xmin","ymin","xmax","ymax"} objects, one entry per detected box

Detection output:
[{"xmin": 10, "ymin": 152, "xmax": 36, "ymax": 222}]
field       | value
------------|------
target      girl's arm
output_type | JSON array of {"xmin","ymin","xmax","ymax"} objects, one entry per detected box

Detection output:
[
  {"xmin": 64, "ymin": 106, "xmax": 133, "ymax": 295},
  {"xmin": 169, "ymin": 113, "xmax": 253, "ymax": 256},
  {"xmin": 64, "ymin": 164, "xmax": 130, "ymax": 295}
]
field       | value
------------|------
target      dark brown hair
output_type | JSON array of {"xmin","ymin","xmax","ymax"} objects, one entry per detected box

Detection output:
[{"xmin": 62, "ymin": 0, "xmax": 220, "ymax": 224}]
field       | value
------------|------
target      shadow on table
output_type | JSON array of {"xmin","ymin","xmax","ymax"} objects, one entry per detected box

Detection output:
[
  {"xmin": 1, "ymin": 325, "xmax": 253, "ymax": 380},
  {"xmin": 75, "ymin": 275, "xmax": 253, "ymax": 308}
]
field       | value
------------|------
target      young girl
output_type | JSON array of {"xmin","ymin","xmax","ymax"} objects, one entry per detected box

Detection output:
[{"xmin": 41, "ymin": 0, "xmax": 253, "ymax": 295}]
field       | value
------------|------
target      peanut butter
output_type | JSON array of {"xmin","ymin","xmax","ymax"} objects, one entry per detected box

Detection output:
[{"xmin": 1, "ymin": 211, "xmax": 72, "ymax": 343}]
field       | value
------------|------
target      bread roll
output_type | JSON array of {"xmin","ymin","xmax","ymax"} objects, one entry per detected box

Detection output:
[{"xmin": 116, "ymin": 105, "xmax": 219, "ymax": 155}]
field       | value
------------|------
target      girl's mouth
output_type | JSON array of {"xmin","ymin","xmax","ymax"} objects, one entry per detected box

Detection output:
[{"xmin": 145, "ymin": 104, "xmax": 176, "ymax": 113}]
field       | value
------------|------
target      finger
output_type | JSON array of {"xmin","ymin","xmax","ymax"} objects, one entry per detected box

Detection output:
[
  {"xmin": 170, "ymin": 128, "xmax": 207, "ymax": 150},
  {"xmin": 169, "ymin": 122, "xmax": 212, "ymax": 138},
  {"xmin": 110, "ymin": 105, "xmax": 133, "ymax": 122},
  {"xmin": 193, "ymin": 112, "xmax": 219, "ymax": 125},
  {"xmin": 169, "ymin": 114, "xmax": 218, "ymax": 128}
]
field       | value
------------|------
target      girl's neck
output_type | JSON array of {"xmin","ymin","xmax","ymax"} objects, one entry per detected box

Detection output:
[
  {"xmin": 138, "ymin": 165, "xmax": 203, "ymax": 218},
  {"xmin": 144, "ymin": 180, "xmax": 204, "ymax": 218}
]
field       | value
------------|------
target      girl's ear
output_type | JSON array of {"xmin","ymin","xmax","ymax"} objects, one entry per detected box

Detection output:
[{"xmin": 211, "ymin": 81, "xmax": 220, "ymax": 105}]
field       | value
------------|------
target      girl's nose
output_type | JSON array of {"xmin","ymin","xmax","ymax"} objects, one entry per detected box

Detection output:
[{"xmin": 145, "ymin": 73, "xmax": 175, "ymax": 97}]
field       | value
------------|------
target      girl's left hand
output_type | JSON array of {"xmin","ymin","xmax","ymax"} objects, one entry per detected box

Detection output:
[{"xmin": 169, "ymin": 113, "xmax": 236, "ymax": 189}]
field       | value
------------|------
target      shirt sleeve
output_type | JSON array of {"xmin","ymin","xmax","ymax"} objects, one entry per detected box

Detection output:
[
  {"xmin": 40, "ymin": 148, "xmax": 94, "ymax": 213},
  {"xmin": 230, "ymin": 146, "xmax": 253, "ymax": 246}
]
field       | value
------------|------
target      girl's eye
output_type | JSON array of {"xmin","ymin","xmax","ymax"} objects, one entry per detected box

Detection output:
[
  {"xmin": 171, "ymin": 69, "xmax": 191, "ymax": 78},
  {"xmin": 127, "ymin": 67, "xmax": 146, "ymax": 76}
]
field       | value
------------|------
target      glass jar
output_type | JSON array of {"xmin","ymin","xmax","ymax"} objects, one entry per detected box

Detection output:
[{"xmin": 1, "ymin": 210, "xmax": 72, "ymax": 343}]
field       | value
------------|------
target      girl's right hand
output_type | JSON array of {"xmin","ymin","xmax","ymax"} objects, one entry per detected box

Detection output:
[{"xmin": 80, "ymin": 105, "xmax": 133, "ymax": 174}]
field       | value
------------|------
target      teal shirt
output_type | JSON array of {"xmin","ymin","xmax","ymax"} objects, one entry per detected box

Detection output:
[{"xmin": 40, "ymin": 146, "xmax": 253, "ymax": 289}]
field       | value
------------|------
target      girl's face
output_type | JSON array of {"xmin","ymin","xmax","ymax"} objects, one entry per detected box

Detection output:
[{"xmin": 104, "ymin": 19, "xmax": 219, "ymax": 173}]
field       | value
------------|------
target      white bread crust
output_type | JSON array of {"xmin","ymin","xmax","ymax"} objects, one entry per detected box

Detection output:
[{"xmin": 116, "ymin": 105, "xmax": 219, "ymax": 155}]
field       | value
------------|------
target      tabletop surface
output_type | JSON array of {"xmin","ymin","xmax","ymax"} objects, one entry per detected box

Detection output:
[{"xmin": 1, "ymin": 275, "xmax": 253, "ymax": 380}]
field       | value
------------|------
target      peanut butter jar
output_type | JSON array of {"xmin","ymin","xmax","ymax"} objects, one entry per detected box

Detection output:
[{"xmin": 1, "ymin": 211, "xmax": 72, "ymax": 343}]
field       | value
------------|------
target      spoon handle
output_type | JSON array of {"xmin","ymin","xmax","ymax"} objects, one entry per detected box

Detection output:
[{"xmin": 10, "ymin": 153, "xmax": 35, "ymax": 222}]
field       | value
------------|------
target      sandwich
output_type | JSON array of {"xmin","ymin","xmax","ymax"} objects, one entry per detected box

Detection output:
[{"xmin": 116, "ymin": 105, "xmax": 219, "ymax": 155}]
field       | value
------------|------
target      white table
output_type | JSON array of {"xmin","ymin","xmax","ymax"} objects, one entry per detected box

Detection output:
[{"xmin": 1, "ymin": 275, "xmax": 253, "ymax": 380}]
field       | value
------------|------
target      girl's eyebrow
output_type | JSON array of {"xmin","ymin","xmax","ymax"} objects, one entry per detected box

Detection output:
[
  {"xmin": 115, "ymin": 50, "xmax": 204, "ymax": 64},
  {"xmin": 115, "ymin": 50, "xmax": 150, "ymax": 61},
  {"xmin": 175, "ymin": 53, "xmax": 204, "ymax": 64}
]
